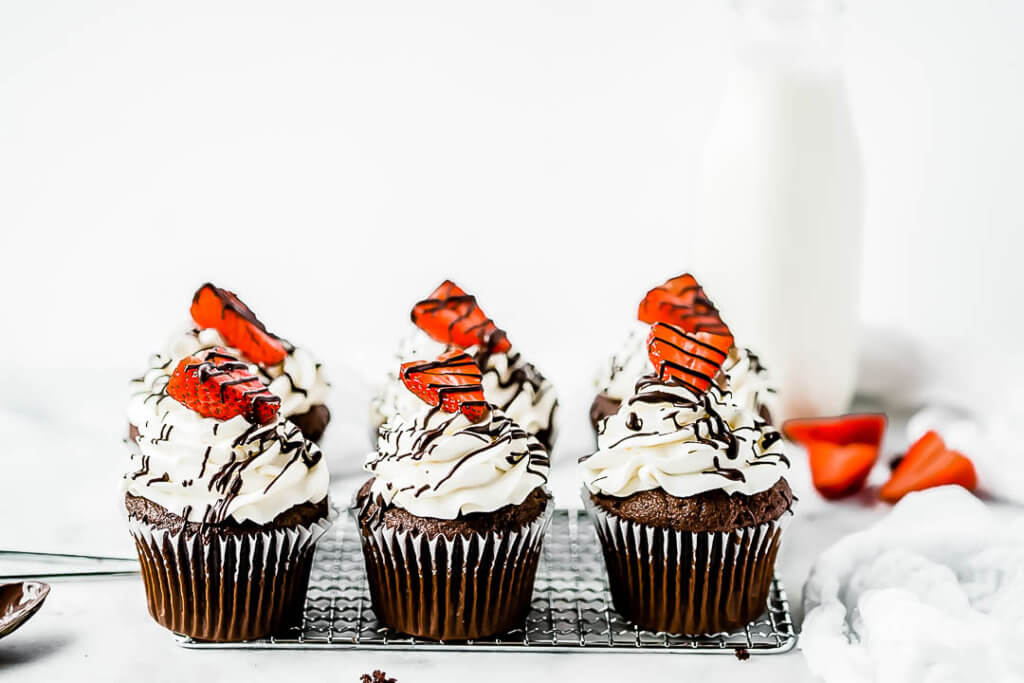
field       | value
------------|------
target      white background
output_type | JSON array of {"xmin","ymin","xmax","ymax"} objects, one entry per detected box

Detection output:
[
  {"xmin": 2, "ymin": 0, "xmax": 1023, "ymax": 382},
  {"xmin": 2, "ymin": 3, "xmax": 1023, "ymax": 680}
]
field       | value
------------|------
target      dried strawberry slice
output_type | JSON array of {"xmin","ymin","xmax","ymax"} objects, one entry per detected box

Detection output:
[
  {"xmin": 166, "ymin": 349, "xmax": 281, "ymax": 424},
  {"xmin": 190, "ymin": 283, "xmax": 288, "ymax": 366},
  {"xmin": 638, "ymin": 274, "xmax": 733, "ymax": 345},
  {"xmin": 879, "ymin": 431, "xmax": 977, "ymax": 503},
  {"xmin": 646, "ymin": 322, "xmax": 730, "ymax": 396},
  {"xmin": 400, "ymin": 349, "xmax": 490, "ymax": 422},
  {"xmin": 411, "ymin": 280, "xmax": 511, "ymax": 353}
]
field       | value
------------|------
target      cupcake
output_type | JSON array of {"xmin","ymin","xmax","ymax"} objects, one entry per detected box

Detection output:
[
  {"xmin": 370, "ymin": 280, "xmax": 558, "ymax": 451},
  {"xmin": 580, "ymin": 321, "xmax": 793, "ymax": 635},
  {"xmin": 358, "ymin": 349, "xmax": 552, "ymax": 640},
  {"xmin": 124, "ymin": 348, "xmax": 332, "ymax": 641},
  {"xmin": 591, "ymin": 274, "xmax": 777, "ymax": 434},
  {"xmin": 129, "ymin": 283, "xmax": 330, "ymax": 444}
]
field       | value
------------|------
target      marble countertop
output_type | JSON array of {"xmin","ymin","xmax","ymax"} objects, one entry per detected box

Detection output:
[{"xmin": 0, "ymin": 367, "xmax": 931, "ymax": 682}]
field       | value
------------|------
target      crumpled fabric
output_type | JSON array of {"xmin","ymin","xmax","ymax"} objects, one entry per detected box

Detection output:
[{"xmin": 801, "ymin": 486, "xmax": 1024, "ymax": 683}]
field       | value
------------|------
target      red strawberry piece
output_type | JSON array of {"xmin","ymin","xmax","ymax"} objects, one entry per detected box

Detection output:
[
  {"xmin": 783, "ymin": 413, "xmax": 887, "ymax": 448},
  {"xmin": 782, "ymin": 413, "xmax": 887, "ymax": 499},
  {"xmin": 190, "ymin": 283, "xmax": 287, "ymax": 366},
  {"xmin": 410, "ymin": 280, "xmax": 511, "ymax": 353},
  {"xmin": 638, "ymin": 273, "xmax": 734, "ymax": 346},
  {"xmin": 400, "ymin": 349, "xmax": 490, "ymax": 422},
  {"xmin": 166, "ymin": 350, "xmax": 281, "ymax": 424},
  {"xmin": 879, "ymin": 430, "xmax": 977, "ymax": 503},
  {"xmin": 646, "ymin": 322, "xmax": 731, "ymax": 396},
  {"xmin": 805, "ymin": 443, "xmax": 878, "ymax": 500}
]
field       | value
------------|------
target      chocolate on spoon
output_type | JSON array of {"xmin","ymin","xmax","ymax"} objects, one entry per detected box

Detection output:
[{"xmin": 0, "ymin": 581, "xmax": 50, "ymax": 639}]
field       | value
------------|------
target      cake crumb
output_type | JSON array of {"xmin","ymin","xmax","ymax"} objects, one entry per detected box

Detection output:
[
  {"xmin": 734, "ymin": 647, "xmax": 750, "ymax": 661},
  {"xmin": 360, "ymin": 671, "xmax": 397, "ymax": 683}
]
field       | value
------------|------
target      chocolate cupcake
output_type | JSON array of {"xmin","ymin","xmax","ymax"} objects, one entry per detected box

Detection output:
[
  {"xmin": 358, "ymin": 350, "xmax": 552, "ymax": 640},
  {"xmin": 124, "ymin": 349, "xmax": 332, "ymax": 642},
  {"xmin": 129, "ymin": 283, "xmax": 331, "ymax": 444},
  {"xmin": 591, "ymin": 274, "xmax": 776, "ymax": 437},
  {"xmin": 370, "ymin": 280, "xmax": 558, "ymax": 451},
  {"xmin": 580, "ymin": 322, "xmax": 793, "ymax": 635}
]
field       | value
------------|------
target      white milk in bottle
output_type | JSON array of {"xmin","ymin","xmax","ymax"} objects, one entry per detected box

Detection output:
[{"xmin": 695, "ymin": 0, "xmax": 862, "ymax": 420}]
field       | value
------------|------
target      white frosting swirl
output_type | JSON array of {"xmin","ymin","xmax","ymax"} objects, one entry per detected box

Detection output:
[
  {"xmin": 124, "ymin": 391, "xmax": 329, "ymax": 525},
  {"xmin": 365, "ymin": 399, "xmax": 550, "ymax": 519},
  {"xmin": 129, "ymin": 326, "xmax": 330, "ymax": 428},
  {"xmin": 580, "ymin": 378, "xmax": 788, "ymax": 499},
  {"xmin": 595, "ymin": 322, "xmax": 777, "ymax": 420},
  {"xmin": 370, "ymin": 328, "xmax": 558, "ymax": 445}
]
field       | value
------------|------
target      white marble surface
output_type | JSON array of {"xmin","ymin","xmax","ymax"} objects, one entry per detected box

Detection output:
[{"xmin": 0, "ymin": 366, "xmax": 982, "ymax": 682}]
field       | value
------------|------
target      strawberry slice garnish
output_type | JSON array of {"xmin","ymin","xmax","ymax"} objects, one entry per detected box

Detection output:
[
  {"xmin": 782, "ymin": 414, "xmax": 887, "ymax": 499},
  {"xmin": 410, "ymin": 280, "xmax": 511, "ymax": 353},
  {"xmin": 638, "ymin": 273, "xmax": 733, "ymax": 346},
  {"xmin": 166, "ymin": 349, "xmax": 281, "ymax": 424},
  {"xmin": 879, "ymin": 431, "xmax": 977, "ymax": 503},
  {"xmin": 646, "ymin": 322, "xmax": 731, "ymax": 396},
  {"xmin": 190, "ymin": 283, "xmax": 287, "ymax": 366},
  {"xmin": 400, "ymin": 349, "xmax": 490, "ymax": 422}
]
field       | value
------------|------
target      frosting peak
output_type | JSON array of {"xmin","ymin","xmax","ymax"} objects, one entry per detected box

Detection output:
[
  {"xmin": 595, "ymin": 323, "xmax": 777, "ymax": 423},
  {"xmin": 580, "ymin": 376, "xmax": 788, "ymax": 499},
  {"xmin": 371, "ymin": 329, "xmax": 558, "ymax": 447},
  {"xmin": 365, "ymin": 403, "xmax": 549, "ymax": 520},
  {"xmin": 124, "ymin": 385, "xmax": 329, "ymax": 525},
  {"xmin": 129, "ymin": 326, "xmax": 329, "ymax": 430}
]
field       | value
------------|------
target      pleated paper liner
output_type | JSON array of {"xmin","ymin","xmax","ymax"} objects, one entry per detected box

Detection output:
[
  {"xmin": 357, "ymin": 501, "xmax": 554, "ymax": 640},
  {"xmin": 583, "ymin": 493, "xmax": 787, "ymax": 635},
  {"xmin": 128, "ymin": 511, "xmax": 333, "ymax": 642}
]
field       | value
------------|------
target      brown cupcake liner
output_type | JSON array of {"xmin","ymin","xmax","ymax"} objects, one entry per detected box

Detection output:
[
  {"xmin": 357, "ymin": 500, "xmax": 553, "ymax": 641},
  {"xmin": 127, "ymin": 511, "xmax": 333, "ymax": 642},
  {"xmin": 583, "ymin": 492, "xmax": 787, "ymax": 635}
]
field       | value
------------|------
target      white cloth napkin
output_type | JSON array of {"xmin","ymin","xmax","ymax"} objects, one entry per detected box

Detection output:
[{"xmin": 801, "ymin": 486, "xmax": 1024, "ymax": 683}]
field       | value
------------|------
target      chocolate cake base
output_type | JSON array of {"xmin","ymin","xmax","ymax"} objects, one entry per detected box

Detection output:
[
  {"xmin": 588, "ymin": 478, "xmax": 793, "ymax": 533},
  {"xmin": 288, "ymin": 403, "xmax": 331, "ymax": 443},
  {"xmin": 589, "ymin": 393, "xmax": 621, "ymax": 433},
  {"xmin": 584, "ymin": 481, "xmax": 792, "ymax": 635},
  {"xmin": 355, "ymin": 481, "xmax": 552, "ymax": 640},
  {"xmin": 126, "ymin": 494, "xmax": 330, "ymax": 642}
]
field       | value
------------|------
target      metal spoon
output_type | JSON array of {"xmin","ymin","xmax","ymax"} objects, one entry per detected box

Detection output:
[{"xmin": 0, "ymin": 581, "xmax": 50, "ymax": 639}]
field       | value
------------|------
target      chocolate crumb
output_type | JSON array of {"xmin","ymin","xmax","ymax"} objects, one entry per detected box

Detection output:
[
  {"xmin": 734, "ymin": 647, "xmax": 750, "ymax": 661},
  {"xmin": 360, "ymin": 671, "xmax": 397, "ymax": 683}
]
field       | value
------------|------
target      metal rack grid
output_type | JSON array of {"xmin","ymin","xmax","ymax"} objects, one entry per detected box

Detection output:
[{"xmin": 177, "ymin": 509, "xmax": 797, "ymax": 654}]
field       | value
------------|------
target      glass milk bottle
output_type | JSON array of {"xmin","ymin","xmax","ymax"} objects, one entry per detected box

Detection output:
[{"xmin": 695, "ymin": 0, "xmax": 862, "ymax": 421}]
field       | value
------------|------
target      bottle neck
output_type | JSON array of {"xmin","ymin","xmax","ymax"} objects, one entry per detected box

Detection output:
[{"xmin": 732, "ymin": 0, "xmax": 845, "ymax": 72}]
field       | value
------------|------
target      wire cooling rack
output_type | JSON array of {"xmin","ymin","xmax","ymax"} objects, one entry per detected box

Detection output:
[{"xmin": 176, "ymin": 509, "xmax": 797, "ymax": 654}]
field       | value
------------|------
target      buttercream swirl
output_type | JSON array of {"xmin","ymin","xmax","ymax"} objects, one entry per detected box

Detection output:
[
  {"xmin": 124, "ymin": 389, "xmax": 329, "ymax": 525},
  {"xmin": 595, "ymin": 322, "xmax": 777, "ymax": 420},
  {"xmin": 370, "ymin": 329, "xmax": 558, "ymax": 445},
  {"xmin": 129, "ymin": 326, "xmax": 329, "ymax": 428},
  {"xmin": 365, "ymin": 401, "xmax": 550, "ymax": 519},
  {"xmin": 580, "ymin": 376, "xmax": 788, "ymax": 499}
]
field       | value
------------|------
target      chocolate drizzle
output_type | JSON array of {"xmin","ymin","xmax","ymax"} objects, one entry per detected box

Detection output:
[
  {"xmin": 368, "ymin": 410, "xmax": 550, "ymax": 505},
  {"xmin": 127, "ymin": 378, "xmax": 323, "ymax": 525},
  {"xmin": 581, "ymin": 374, "xmax": 788, "ymax": 481},
  {"xmin": 411, "ymin": 280, "xmax": 509, "ymax": 353},
  {"xmin": 400, "ymin": 352, "xmax": 489, "ymax": 422}
]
